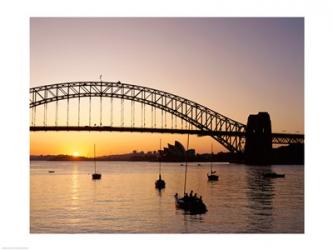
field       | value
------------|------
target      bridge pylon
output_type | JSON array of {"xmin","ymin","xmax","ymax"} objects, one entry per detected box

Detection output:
[{"xmin": 245, "ymin": 112, "xmax": 272, "ymax": 165}]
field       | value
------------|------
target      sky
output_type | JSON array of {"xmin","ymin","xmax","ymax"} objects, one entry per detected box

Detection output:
[{"xmin": 30, "ymin": 18, "xmax": 304, "ymax": 156}]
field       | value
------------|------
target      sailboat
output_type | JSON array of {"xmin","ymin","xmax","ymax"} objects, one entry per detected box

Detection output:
[
  {"xmin": 174, "ymin": 134, "xmax": 207, "ymax": 214},
  {"xmin": 91, "ymin": 144, "xmax": 102, "ymax": 180},
  {"xmin": 155, "ymin": 139, "xmax": 166, "ymax": 189},
  {"xmin": 207, "ymin": 144, "xmax": 219, "ymax": 181}
]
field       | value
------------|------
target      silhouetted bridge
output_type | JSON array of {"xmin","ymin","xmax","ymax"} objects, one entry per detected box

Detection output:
[{"xmin": 30, "ymin": 81, "xmax": 304, "ymax": 154}]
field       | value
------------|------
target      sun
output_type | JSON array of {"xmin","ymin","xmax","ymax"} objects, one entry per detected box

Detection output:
[{"xmin": 72, "ymin": 152, "xmax": 80, "ymax": 157}]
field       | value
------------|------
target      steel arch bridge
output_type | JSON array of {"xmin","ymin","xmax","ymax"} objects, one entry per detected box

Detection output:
[{"xmin": 30, "ymin": 81, "xmax": 304, "ymax": 153}]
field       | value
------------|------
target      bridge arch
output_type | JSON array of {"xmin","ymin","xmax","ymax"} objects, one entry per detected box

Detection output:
[{"xmin": 30, "ymin": 81, "xmax": 246, "ymax": 153}]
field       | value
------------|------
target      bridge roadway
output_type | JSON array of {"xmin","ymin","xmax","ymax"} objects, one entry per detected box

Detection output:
[{"xmin": 30, "ymin": 126, "xmax": 304, "ymax": 145}]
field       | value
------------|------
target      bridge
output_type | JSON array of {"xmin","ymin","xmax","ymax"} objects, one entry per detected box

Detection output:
[{"xmin": 30, "ymin": 81, "xmax": 304, "ymax": 154}]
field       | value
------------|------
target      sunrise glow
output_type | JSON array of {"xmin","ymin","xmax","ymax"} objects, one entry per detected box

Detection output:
[
  {"xmin": 30, "ymin": 17, "xmax": 304, "ymax": 155},
  {"xmin": 72, "ymin": 151, "xmax": 80, "ymax": 157}
]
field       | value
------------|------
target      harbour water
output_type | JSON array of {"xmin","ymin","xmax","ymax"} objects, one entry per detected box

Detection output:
[{"xmin": 30, "ymin": 161, "xmax": 304, "ymax": 233}]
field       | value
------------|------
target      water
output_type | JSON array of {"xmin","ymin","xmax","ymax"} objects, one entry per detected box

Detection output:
[{"xmin": 30, "ymin": 161, "xmax": 304, "ymax": 233}]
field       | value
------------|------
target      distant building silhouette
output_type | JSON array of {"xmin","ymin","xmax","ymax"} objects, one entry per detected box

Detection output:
[{"xmin": 160, "ymin": 140, "xmax": 195, "ymax": 162}]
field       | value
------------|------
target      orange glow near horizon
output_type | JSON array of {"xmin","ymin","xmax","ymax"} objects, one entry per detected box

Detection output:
[
  {"xmin": 30, "ymin": 131, "xmax": 226, "ymax": 156},
  {"xmin": 30, "ymin": 18, "xmax": 304, "ymax": 155}
]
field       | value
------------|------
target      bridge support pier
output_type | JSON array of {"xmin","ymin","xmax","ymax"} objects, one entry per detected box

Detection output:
[{"xmin": 245, "ymin": 112, "xmax": 272, "ymax": 165}]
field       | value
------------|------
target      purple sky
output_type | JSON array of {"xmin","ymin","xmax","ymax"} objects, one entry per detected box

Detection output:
[{"xmin": 30, "ymin": 18, "xmax": 304, "ymax": 154}]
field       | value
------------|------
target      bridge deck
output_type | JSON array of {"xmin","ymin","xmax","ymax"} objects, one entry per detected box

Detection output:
[
  {"xmin": 30, "ymin": 126, "xmax": 244, "ymax": 136},
  {"xmin": 30, "ymin": 126, "xmax": 304, "ymax": 144}
]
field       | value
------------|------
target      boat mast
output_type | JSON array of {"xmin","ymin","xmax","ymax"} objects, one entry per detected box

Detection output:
[
  {"xmin": 159, "ymin": 139, "xmax": 162, "ymax": 176},
  {"xmin": 183, "ymin": 134, "xmax": 190, "ymax": 195},
  {"xmin": 210, "ymin": 143, "xmax": 213, "ymax": 174},
  {"xmin": 94, "ymin": 144, "xmax": 96, "ymax": 174}
]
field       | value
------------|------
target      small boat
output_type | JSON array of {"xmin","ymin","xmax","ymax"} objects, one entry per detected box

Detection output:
[
  {"xmin": 207, "ymin": 171, "xmax": 219, "ymax": 181},
  {"xmin": 155, "ymin": 139, "xmax": 166, "ymax": 190},
  {"xmin": 48, "ymin": 170, "xmax": 55, "ymax": 174},
  {"xmin": 207, "ymin": 144, "xmax": 219, "ymax": 181},
  {"xmin": 155, "ymin": 174, "xmax": 166, "ymax": 189},
  {"xmin": 91, "ymin": 144, "xmax": 102, "ymax": 180},
  {"xmin": 175, "ymin": 193, "xmax": 207, "ymax": 214},
  {"xmin": 92, "ymin": 173, "xmax": 102, "ymax": 180},
  {"xmin": 263, "ymin": 172, "xmax": 285, "ymax": 178},
  {"xmin": 175, "ymin": 134, "xmax": 208, "ymax": 214}
]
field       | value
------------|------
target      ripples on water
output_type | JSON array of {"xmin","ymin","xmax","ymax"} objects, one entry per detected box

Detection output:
[{"xmin": 30, "ymin": 161, "xmax": 304, "ymax": 233}]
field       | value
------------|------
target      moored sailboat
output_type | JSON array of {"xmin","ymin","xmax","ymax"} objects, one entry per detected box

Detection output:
[
  {"xmin": 263, "ymin": 172, "xmax": 285, "ymax": 178},
  {"xmin": 155, "ymin": 139, "xmax": 166, "ymax": 189},
  {"xmin": 91, "ymin": 144, "xmax": 102, "ymax": 180},
  {"xmin": 174, "ymin": 134, "xmax": 207, "ymax": 214},
  {"xmin": 207, "ymin": 144, "xmax": 219, "ymax": 181}
]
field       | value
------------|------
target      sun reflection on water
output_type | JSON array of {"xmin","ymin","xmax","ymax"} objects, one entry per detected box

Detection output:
[{"xmin": 70, "ymin": 164, "xmax": 80, "ymax": 211}]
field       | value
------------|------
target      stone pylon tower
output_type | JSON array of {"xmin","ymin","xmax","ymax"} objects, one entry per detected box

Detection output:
[{"xmin": 245, "ymin": 112, "xmax": 272, "ymax": 165}]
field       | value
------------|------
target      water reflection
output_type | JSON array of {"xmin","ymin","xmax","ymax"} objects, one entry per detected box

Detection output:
[
  {"xmin": 245, "ymin": 166, "xmax": 274, "ymax": 232},
  {"xmin": 30, "ymin": 161, "xmax": 303, "ymax": 233},
  {"xmin": 156, "ymin": 188, "xmax": 165, "ymax": 197},
  {"xmin": 70, "ymin": 164, "xmax": 80, "ymax": 211},
  {"xmin": 185, "ymin": 214, "xmax": 205, "ymax": 223}
]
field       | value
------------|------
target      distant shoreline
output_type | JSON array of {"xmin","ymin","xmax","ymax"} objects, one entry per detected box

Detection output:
[
  {"xmin": 29, "ymin": 155, "xmax": 234, "ymax": 163},
  {"xmin": 30, "ymin": 142, "xmax": 304, "ymax": 165},
  {"xmin": 29, "ymin": 157, "xmax": 304, "ymax": 165},
  {"xmin": 29, "ymin": 159, "xmax": 305, "ymax": 166}
]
